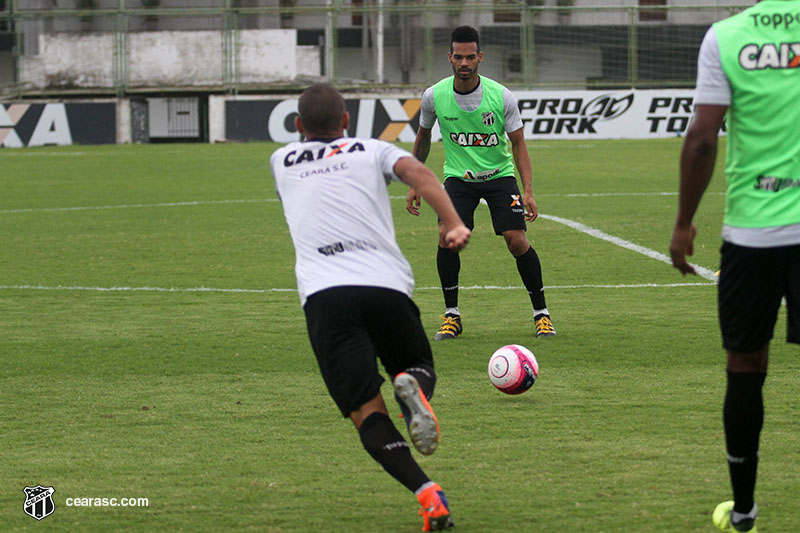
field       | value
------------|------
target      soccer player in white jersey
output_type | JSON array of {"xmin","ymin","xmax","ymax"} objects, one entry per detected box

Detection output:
[
  {"xmin": 271, "ymin": 83, "xmax": 470, "ymax": 531},
  {"xmin": 406, "ymin": 25, "xmax": 555, "ymax": 341}
]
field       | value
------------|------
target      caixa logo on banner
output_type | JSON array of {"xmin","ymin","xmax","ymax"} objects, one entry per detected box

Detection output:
[
  {"xmin": 226, "ymin": 98, "xmax": 422, "ymax": 143},
  {"xmin": 268, "ymin": 98, "xmax": 421, "ymax": 142},
  {"xmin": 1, "ymin": 104, "xmax": 73, "ymax": 147},
  {"xmin": 1, "ymin": 103, "xmax": 116, "ymax": 147}
]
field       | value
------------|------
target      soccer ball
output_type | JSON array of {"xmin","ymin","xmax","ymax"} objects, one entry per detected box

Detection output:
[{"xmin": 488, "ymin": 344, "xmax": 539, "ymax": 395}]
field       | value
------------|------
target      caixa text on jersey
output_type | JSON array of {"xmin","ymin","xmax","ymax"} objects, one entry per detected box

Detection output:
[{"xmin": 283, "ymin": 142, "xmax": 366, "ymax": 167}]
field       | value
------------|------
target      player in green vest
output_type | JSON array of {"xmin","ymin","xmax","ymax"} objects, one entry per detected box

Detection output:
[
  {"xmin": 406, "ymin": 25, "xmax": 556, "ymax": 341},
  {"xmin": 670, "ymin": 2, "xmax": 800, "ymax": 531}
]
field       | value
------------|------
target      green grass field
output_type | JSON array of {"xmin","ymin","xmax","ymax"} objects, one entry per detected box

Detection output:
[{"xmin": 2, "ymin": 139, "xmax": 798, "ymax": 532}]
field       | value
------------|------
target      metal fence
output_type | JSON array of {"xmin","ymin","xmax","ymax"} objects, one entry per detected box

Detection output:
[{"xmin": 0, "ymin": 1, "xmax": 752, "ymax": 97}]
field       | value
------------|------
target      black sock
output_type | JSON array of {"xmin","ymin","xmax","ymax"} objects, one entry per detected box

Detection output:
[
  {"xmin": 723, "ymin": 371, "xmax": 766, "ymax": 515},
  {"xmin": 437, "ymin": 246, "xmax": 460, "ymax": 310},
  {"xmin": 358, "ymin": 412, "xmax": 430, "ymax": 493},
  {"xmin": 394, "ymin": 364, "xmax": 437, "ymax": 423},
  {"xmin": 407, "ymin": 364, "xmax": 436, "ymax": 400},
  {"xmin": 515, "ymin": 247, "xmax": 546, "ymax": 310}
]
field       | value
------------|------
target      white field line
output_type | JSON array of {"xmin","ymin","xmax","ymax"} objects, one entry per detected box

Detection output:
[
  {"xmin": 1, "ymin": 194, "xmax": 717, "ymax": 289},
  {"xmin": 0, "ymin": 151, "xmax": 90, "ymax": 157},
  {"xmin": 0, "ymin": 285, "xmax": 285, "ymax": 293},
  {"xmin": 539, "ymin": 214, "xmax": 717, "ymax": 281},
  {"xmin": 538, "ymin": 213, "xmax": 718, "ymax": 281},
  {"xmin": 0, "ymin": 282, "xmax": 714, "ymax": 294},
  {"xmin": 0, "ymin": 148, "xmax": 216, "ymax": 157},
  {"xmin": 566, "ymin": 192, "xmax": 679, "ymax": 197},
  {"xmin": 528, "ymin": 144, "xmax": 596, "ymax": 149},
  {"xmin": 0, "ymin": 198, "xmax": 277, "ymax": 215},
  {"xmin": 564, "ymin": 191, "xmax": 724, "ymax": 198},
  {"xmin": 0, "ymin": 191, "xmax": 727, "ymax": 215}
]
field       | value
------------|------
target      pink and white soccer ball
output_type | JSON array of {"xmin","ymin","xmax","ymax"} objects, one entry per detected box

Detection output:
[{"xmin": 488, "ymin": 344, "xmax": 539, "ymax": 395}]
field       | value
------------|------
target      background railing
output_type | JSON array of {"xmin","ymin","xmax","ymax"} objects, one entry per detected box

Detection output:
[{"xmin": 0, "ymin": 1, "xmax": 751, "ymax": 97}]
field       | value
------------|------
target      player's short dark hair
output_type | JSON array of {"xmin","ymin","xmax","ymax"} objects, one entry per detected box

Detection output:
[
  {"xmin": 297, "ymin": 83, "xmax": 346, "ymax": 135},
  {"xmin": 451, "ymin": 25, "xmax": 480, "ymax": 53}
]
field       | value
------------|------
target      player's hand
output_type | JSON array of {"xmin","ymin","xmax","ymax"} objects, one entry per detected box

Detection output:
[
  {"xmin": 523, "ymin": 194, "xmax": 538, "ymax": 222},
  {"xmin": 406, "ymin": 188, "xmax": 421, "ymax": 216},
  {"xmin": 669, "ymin": 223, "xmax": 697, "ymax": 276},
  {"xmin": 442, "ymin": 225, "xmax": 471, "ymax": 251}
]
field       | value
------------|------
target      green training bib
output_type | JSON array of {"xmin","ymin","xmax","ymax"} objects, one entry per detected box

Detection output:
[
  {"xmin": 714, "ymin": 0, "xmax": 800, "ymax": 228},
  {"xmin": 433, "ymin": 76, "xmax": 516, "ymax": 182}
]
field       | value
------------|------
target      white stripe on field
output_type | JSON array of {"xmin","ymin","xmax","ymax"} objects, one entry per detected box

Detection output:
[
  {"xmin": 419, "ymin": 282, "xmax": 714, "ymax": 290},
  {"xmin": 563, "ymin": 191, "xmax": 724, "ymax": 198},
  {"xmin": 538, "ymin": 213, "xmax": 718, "ymax": 281},
  {"xmin": 0, "ymin": 284, "xmax": 290, "ymax": 293},
  {"xmin": 1, "ymin": 197, "xmax": 717, "ymax": 280},
  {"xmin": 0, "ymin": 147, "xmax": 214, "ymax": 157},
  {"xmin": 2, "ymin": 191, "xmax": 726, "ymax": 215},
  {"xmin": 393, "ymin": 191, "xmax": 724, "ymax": 200},
  {"xmin": 0, "ymin": 198, "xmax": 277, "ymax": 215},
  {"xmin": 0, "ymin": 151, "xmax": 89, "ymax": 157},
  {"xmin": 0, "ymin": 282, "xmax": 714, "ymax": 294}
]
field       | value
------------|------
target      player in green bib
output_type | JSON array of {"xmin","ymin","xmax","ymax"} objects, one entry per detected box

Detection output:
[
  {"xmin": 406, "ymin": 26, "xmax": 556, "ymax": 341},
  {"xmin": 670, "ymin": 2, "xmax": 800, "ymax": 531}
]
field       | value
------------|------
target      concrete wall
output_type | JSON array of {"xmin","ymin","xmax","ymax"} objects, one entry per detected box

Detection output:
[
  {"xmin": 331, "ymin": 43, "xmax": 603, "ymax": 87},
  {"xmin": 18, "ymin": 29, "xmax": 321, "ymax": 90},
  {"xmin": 239, "ymin": 29, "xmax": 302, "ymax": 85},
  {"xmin": 22, "ymin": 33, "xmax": 115, "ymax": 88},
  {"xmin": 128, "ymin": 31, "xmax": 223, "ymax": 87}
]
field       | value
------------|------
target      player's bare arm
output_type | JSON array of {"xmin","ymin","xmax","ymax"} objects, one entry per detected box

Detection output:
[
  {"xmin": 406, "ymin": 126, "xmax": 434, "ymax": 216},
  {"xmin": 395, "ymin": 156, "xmax": 470, "ymax": 251},
  {"xmin": 508, "ymin": 127, "xmax": 537, "ymax": 222},
  {"xmin": 670, "ymin": 104, "xmax": 727, "ymax": 276}
]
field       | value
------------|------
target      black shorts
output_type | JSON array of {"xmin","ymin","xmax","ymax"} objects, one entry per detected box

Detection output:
[
  {"xmin": 718, "ymin": 241, "xmax": 800, "ymax": 352},
  {"xmin": 443, "ymin": 176, "xmax": 527, "ymax": 235},
  {"xmin": 303, "ymin": 286, "xmax": 434, "ymax": 417}
]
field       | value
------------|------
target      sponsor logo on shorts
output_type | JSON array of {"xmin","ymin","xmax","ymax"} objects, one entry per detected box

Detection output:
[{"xmin": 509, "ymin": 194, "xmax": 524, "ymax": 214}]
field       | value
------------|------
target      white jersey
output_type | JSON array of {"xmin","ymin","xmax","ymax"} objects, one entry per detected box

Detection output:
[
  {"xmin": 693, "ymin": 27, "xmax": 731, "ymax": 107},
  {"xmin": 271, "ymin": 137, "xmax": 415, "ymax": 306}
]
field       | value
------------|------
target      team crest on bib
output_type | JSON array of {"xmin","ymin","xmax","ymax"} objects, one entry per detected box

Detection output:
[{"xmin": 482, "ymin": 111, "xmax": 495, "ymax": 126}]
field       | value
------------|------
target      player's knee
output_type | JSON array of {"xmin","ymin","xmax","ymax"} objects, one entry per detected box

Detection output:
[
  {"xmin": 504, "ymin": 235, "xmax": 530, "ymax": 256},
  {"xmin": 727, "ymin": 346, "xmax": 769, "ymax": 373}
]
